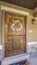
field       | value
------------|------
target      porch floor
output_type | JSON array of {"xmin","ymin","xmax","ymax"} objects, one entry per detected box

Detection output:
[
  {"xmin": 0, "ymin": 55, "xmax": 37, "ymax": 65},
  {"xmin": 29, "ymin": 55, "xmax": 37, "ymax": 65}
]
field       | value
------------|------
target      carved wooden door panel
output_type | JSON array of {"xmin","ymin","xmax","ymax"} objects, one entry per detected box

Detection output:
[{"xmin": 4, "ymin": 12, "xmax": 26, "ymax": 57}]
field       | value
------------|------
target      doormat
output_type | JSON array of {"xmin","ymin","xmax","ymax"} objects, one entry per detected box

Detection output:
[{"xmin": 10, "ymin": 59, "xmax": 30, "ymax": 65}]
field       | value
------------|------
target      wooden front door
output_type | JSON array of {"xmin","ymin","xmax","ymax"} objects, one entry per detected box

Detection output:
[{"xmin": 4, "ymin": 12, "xmax": 26, "ymax": 57}]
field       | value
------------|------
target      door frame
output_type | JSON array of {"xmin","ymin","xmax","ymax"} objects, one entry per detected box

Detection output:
[{"xmin": 1, "ymin": 6, "xmax": 29, "ymax": 59}]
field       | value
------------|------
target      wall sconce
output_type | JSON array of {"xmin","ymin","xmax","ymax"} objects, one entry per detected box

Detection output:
[{"xmin": 32, "ymin": 18, "xmax": 36, "ymax": 24}]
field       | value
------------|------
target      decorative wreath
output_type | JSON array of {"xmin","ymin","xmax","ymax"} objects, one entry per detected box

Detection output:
[{"xmin": 9, "ymin": 20, "xmax": 22, "ymax": 32}]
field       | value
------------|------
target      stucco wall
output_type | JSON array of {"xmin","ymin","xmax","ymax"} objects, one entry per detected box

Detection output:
[
  {"xmin": 0, "ymin": 6, "xmax": 2, "ymax": 45},
  {"xmin": 27, "ymin": 16, "xmax": 37, "ymax": 42}
]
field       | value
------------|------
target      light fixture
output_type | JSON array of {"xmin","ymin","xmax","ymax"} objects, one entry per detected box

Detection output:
[{"xmin": 32, "ymin": 18, "xmax": 36, "ymax": 24}]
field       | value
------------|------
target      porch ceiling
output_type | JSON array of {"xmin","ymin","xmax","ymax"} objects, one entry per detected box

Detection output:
[{"xmin": 1, "ymin": 0, "xmax": 37, "ymax": 10}]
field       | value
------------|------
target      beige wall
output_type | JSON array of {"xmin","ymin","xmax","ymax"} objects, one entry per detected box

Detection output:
[
  {"xmin": 0, "ymin": 6, "xmax": 2, "ymax": 45},
  {"xmin": 27, "ymin": 15, "xmax": 37, "ymax": 42}
]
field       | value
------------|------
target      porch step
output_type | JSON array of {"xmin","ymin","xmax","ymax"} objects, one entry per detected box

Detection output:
[{"xmin": 1, "ymin": 53, "xmax": 29, "ymax": 65}]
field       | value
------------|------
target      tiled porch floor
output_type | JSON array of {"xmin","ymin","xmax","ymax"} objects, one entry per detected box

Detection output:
[{"xmin": 29, "ymin": 55, "xmax": 37, "ymax": 65}]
